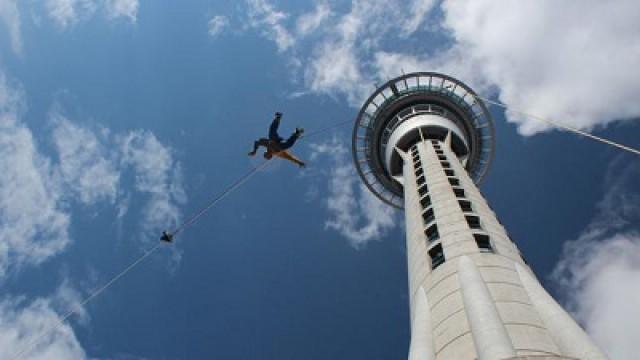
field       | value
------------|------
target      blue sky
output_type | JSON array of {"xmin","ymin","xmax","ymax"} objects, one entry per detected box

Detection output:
[{"xmin": 0, "ymin": 0, "xmax": 639, "ymax": 359}]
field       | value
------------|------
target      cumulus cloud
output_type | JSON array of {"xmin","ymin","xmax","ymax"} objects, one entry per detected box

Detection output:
[
  {"xmin": 0, "ymin": 0, "xmax": 22, "ymax": 54},
  {"xmin": 308, "ymin": 136, "xmax": 396, "ymax": 248},
  {"xmin": 51, "ymin": 115, "xmax": 120, "ymax": 205},
  {"xmin": 208, "ymin": 15, "xmax": 228, "ymax": 37},
  {"xmin": 0, "ymin": 282, "xmax": 87, "ymax": 360},
  {"xmin": 0, "ymin": 72, "xmax": 186, "ymax": 279},
  {"xmin": 437, "ymin": 0, "xmax": 640, "ymax": 135},
  {"xmin": 0, "ymin": 75, "xmax": 71, "ymax": 279},
  {"xmin": 246, "ymin": 0, "xmax": 294, "ymax": 52},
  {"xmin": 553, "ymin": 157, "xmax": 640, "ymax": 359}
]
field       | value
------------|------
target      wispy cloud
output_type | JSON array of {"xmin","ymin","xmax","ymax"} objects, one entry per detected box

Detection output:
[
  {"xmin": 0, "ymin": 0, "xmax": 22, "ymax": 54},
  {"xmin": 240, "ymin": 0, "xmax": 440, "ymax": 106},
  {"xmin": 308, "ymin": 136, "xmax": 396, "ymax": 248},
  {"xmin": 295, "ymin": 1, "xmax": 330, "ymax": 36},
  {"xmin": 51, "ymin": 114, "xmax": 120, "ymax": 205},
  {"xmin": 45, "ymin": 0, "xmax": 97, "ymax": 29},
  {"xmin": 45, "ymin": 0, "xmax": 138, "ymax": 29},
  {"xmin": 105, "ymin": 0, "xmax": 139, "ymax": 22},
  {"xmin": 553, "ymin": 157, "xmax": 640, "ymax": 360},
  {"xmin": 246, "ymin": 0, "xmax": 294, "ymax": 52},
  {"xmin": 120, "ymin": 130, "xmax": 186, "ymax": 243},
  {"xmin": 208, "ymin": 15, "xmax": 228, "ymax": 37}
]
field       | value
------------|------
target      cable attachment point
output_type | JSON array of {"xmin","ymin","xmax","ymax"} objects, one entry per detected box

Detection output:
[{"xmin": 160, "ymin": 231, "xmax": 174, "ymax": 243}]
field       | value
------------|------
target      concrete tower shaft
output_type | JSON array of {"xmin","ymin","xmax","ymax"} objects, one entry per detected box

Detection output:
[{"xmin": 352, "ymin": 73, "xmax": 607, "ymax": 360}]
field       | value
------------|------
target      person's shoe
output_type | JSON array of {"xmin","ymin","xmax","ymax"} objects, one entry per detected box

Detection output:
[
  {"xmin": 295, "ymin": 128, "xmax": 304, "ymax": 136},
  {"xmin": 248, "ymin": 150, "xmax": 256, "ymax": 156}
]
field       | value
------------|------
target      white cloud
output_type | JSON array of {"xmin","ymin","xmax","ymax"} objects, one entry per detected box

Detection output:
[
  {"xmin": 295, "ymin": 1, "xmax": 330, "ymax": 36},
  {"xmin": 299, "ymin": 0, "xmax": 438, "ymax": 105},
  {"xmin": 309, "ymin": 136, "xmax": 396, "ymax": 248},
  {"xmin": 0, "ymin": 0, "xmax": 22, "ymax": 54},
  {"xmin": 0, "ymin": 75, "xmax": 71, "ymax": 279},
  {"xmin": 51, "ymin": 115, "xmax": 120, "ymax": 205},
  {"xmin": 208, "ymin": 15, "xmax": 228, "ymax": 37},
  {"xmin": 45, "ymin": 0, "xmax": 97, "ymax": 29},
  {"xmin": 105, "ymin": 0, "xmax": 138, "ymax": 22},
  {"xmin": 46, "ymin": 0, "xmax": 138, "ymax": 28},
  {"xmin": 553, "ymin": 158, "xmax": 640, "ymax": 359},
  {"xmin": 0, "ymin": 283, "xmax": 87, "ymax": 360},
  {"xmin": 401, "ymin": 0, "xmax": 436, "ymax": 36},
  {"xmin": 246, "ymin": 0, "xmax": 294, "ymax": 52},
  {"xmin": 120, "ymin": 131, "xmax": 186, "ymax": 241},
  {"xmin": 243, "ymin": 0, "xmax": 640, "ymax": 136},
  {"xmin": 0, "ymin": 72, "xmax": 186, "ymax": 279},
  {"xmin": 435, "ymin": 0, "xmax": 640, "ymax": 135}
]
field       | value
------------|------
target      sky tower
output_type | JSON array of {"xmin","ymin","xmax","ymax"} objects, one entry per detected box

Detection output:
[{"xmin": 352, "ymin": 72, "xmax": 607, "ymax": 360}]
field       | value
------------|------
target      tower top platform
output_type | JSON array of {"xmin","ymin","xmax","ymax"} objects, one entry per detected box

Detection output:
[{"xmin": 351, "ymin": 72, "xmax": 495, "ymax": 208}]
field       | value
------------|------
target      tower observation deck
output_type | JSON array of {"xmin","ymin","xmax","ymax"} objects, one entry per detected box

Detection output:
[{"xmin": 352, "ymin": 72, "xmax": 607, "ymax": 360}]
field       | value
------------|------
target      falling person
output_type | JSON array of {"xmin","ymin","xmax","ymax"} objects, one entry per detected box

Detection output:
[{"xmin": 248, "ymin": 112, "xmax": 306, "ymax": 168}]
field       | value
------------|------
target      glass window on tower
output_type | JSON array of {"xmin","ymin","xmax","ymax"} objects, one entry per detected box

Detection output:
[
  {"xmin": 420, "ymin": 195, "xmax": 432, "ymax": 208},
  {"xmin": 422, "ymin": 208, "xmax": 435, "ymax": 225},
  {"xmin": 425, "ymin": 224, "xmax": 439, "ymax": 242},
  {"xmin": 474, "ymin": 234, "xmax": 493, "ymax": 253},
  {"xmin": 459, "ymin": 200, "xmax": 472, "ymax": 212},
  {"xmin": 466, "ymin": 215, "xmax": 481, "ymax": 229},
  {"xmin": 429, "ymin": 244, "xmax": 445, "ymax": 270}
]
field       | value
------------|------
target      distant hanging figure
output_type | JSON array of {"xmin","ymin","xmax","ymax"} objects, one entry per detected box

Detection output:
[{"xmin": 248, "ymin": 112, "xmax": 306, "ymax": 168}]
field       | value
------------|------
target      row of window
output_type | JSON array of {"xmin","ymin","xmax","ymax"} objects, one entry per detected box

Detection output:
[
  {"xmin": 411, "ymin": 145, "xmax": 441, "ymax": 246},
  {"xmin": 427, "ymin": 141, "xmax": 446, "ymax": 269},
  {"xmin": 444, "ymin": 158, "xmax": 495, "ymax": 255},
  {"xmin": 425, "ymin": 142, "xmax": 495, "ymax": 270}
]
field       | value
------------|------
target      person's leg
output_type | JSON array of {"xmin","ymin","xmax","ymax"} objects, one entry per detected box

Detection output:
[
  {"xmin": 279, "ymin": 132, "xmax": 300, "ymax": 150},
  {"xmin": 249, "ymin": 138, "xmax": 269, "ymax": 156},
  {"xmin": 269, "ymin": 116, "xmax": 281, "ymax": 141}
]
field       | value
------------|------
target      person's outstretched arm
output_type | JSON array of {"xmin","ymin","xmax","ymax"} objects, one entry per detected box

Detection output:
[
  {"xmin": 249, "ymin": 138, "xmax": 269, "ymax": 156},
  {"xmin": 276, "ymin": 150, "xmax": 306, "ymax": 168}
]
